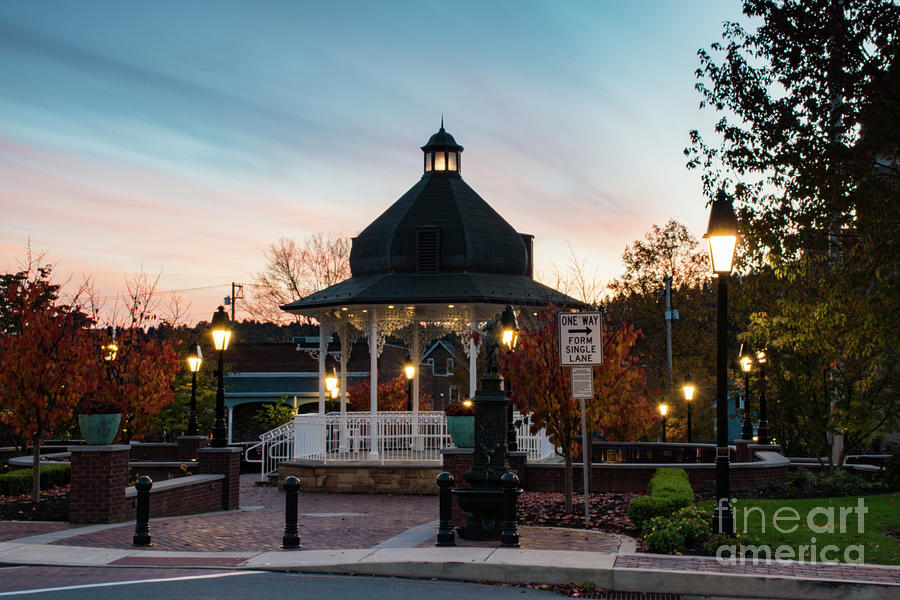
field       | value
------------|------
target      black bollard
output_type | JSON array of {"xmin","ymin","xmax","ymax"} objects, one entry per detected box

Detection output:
[
  {"xmin": 436, "ymin": 472, "xmax": 456, "ymax": 546},
  {"xmin": 282, "ymin": 476, "xmax": 301, "ymax": 549},
  {"xmin": 133, "ymin": 475, "xmax": 152, "ymax": 547},
  {"xmin": 500, "ymin": 471, "xmax": 520, "ymax": 548}
]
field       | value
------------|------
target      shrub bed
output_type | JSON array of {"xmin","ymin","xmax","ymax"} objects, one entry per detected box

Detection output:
[
  {"xmin": 0, "ymin": 464, "xmax": 70, "ymax": 496},
  {"xmin": 627, "ymin": 467, "xmax": 693, "ymax": 530}
]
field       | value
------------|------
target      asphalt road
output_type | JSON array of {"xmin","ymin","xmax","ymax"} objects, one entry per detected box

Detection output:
[{"xmin": 0, "ymin": 567, "xmax": 561, "ymax": 599}]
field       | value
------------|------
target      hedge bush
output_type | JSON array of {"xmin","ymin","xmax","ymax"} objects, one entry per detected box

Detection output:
[
  {"xmin": 0, "ymin": 464, "xmax": 70, "ymax": 496},
  {"xmin": 642, "ymin": 505, "xmax": 712, "ymax": 553},
  {"xmin": 627, "ymin": 468, "xmax": 693, "ymax": 530}
]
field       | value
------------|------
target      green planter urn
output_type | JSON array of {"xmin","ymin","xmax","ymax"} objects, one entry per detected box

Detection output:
[
  {"xmin": 446, "ymin": 415, "xmax": 475, "ymax": 448},
  {"xmin": 78, "ymin": 413, "xmax": 122, "ymax": 445}
]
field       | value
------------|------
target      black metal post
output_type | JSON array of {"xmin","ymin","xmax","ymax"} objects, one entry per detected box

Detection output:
[
  {"xmin": 187, "ymin": 370, "xmax": 199, "ymax": 436},
  {"xmin": 406, "ymin": 379, "xmax": 413, "ymax": 412},
  {"xmin": 133, "ymin": 475, "xmax": 152, "ymax": 546},
  {"xmin": 506, "ymin": 396, "xmax": 517, "ymax": 453},
  {"xmin": 741, "ymin": 369, "xmax": 753, "ymax": 440},
  {"xmin": 687, "ymin": 402, "xmax": 693, "ymax": 444},
  {"xmin": 211, "ymin": 345, "xmax": 227, "ymax": 448},
  {"xmin": 282, "ymin": 476, "xmax": 301, "ymax": 549},
  {"xmin": 436, "ymin": 472, "xmax": 456, "ymax": 546},
  {"xmin": 714, "ymin": 275, "xmax": 734, "ymax": 534},
  {"xmin": 661, "ymin": 415, "xmax": 667, "ymax": 443},
  {"xmin": 757, "ymin": 360, "xmax": 770, "ymax": 444},
  {"xmin": 500, "ymin": 471, "xmax": 520, "ymax": 548}
]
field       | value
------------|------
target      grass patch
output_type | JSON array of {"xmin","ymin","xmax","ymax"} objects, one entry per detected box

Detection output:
[{"xmin": 700, "ymin": 493, "xmax": 899, "ymax": 565}]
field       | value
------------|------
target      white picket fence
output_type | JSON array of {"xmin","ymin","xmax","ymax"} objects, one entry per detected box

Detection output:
[{"xmin": 245, "ymin": 411, "xmax": 554, "ymax": 480}]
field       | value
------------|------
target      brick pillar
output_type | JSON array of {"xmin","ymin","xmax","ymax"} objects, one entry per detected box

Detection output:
[
  {"xmin": 177, "ymin": 435, "xmax": 208, "ymax": 461},
  {"xmin": 198, "ymin": 447, "xmax": 241, "ymax": 510},
  {"xmin": 441, "ymin": 448, "xmax": 473, "ymax": 528},
  {"xmin": 734, "ymin": 439, "xmax": 752, "ymax": 463},
  {"xmin": 69, "ymin": 445, "xmax": 129, "ymax": 523}
]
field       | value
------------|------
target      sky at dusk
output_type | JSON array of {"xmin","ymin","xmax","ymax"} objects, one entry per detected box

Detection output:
[{"xmin": 0, "ymin": 0, "xmax": 745, "ymax": 324}]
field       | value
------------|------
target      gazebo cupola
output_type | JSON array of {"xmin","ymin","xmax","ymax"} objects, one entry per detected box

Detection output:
[{"xmin": 422, "ymin": 121, "xmax": 463, "ymax": 174}]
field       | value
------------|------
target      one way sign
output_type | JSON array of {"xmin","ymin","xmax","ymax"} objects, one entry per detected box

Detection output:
[{"xmin": 559, "ymin": 312, "xmax": 603, "ymax": 365}]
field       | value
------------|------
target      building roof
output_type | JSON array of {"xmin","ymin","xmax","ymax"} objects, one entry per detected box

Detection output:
[{"xmin": 282, "ymin": 127, "xmax": 585, "ymax": 315}]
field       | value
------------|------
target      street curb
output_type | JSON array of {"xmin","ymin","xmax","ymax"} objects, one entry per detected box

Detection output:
[{"xmin": 0, "ymin": 542, "xmax": 896, "ymax": 599}]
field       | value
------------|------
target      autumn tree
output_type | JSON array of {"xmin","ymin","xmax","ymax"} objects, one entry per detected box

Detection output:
[
  {"xmin": 502, "ymin": 308, "xmax": 653, "ymax": 511},
  {"xmin": 84, "ymin": 271, "xmax": 180, "ymax": 442},
  {"xmin": 348, "ymin": 376, "xmax": 433, "ymax": 412},
  {"xmin": 0, "ymin": 258, "xmax": 95, "ymax": 503},
  {"xmin": 246, "ymin": 233, "xmax": 351, "ymax": 324},
  {"xmin": 687, "ymin": 0, "xmax": 900, "ymax": 462}
]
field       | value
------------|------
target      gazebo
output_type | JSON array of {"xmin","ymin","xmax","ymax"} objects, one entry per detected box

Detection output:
[{"xmin": 279, "ymin": 124, "xmax": 580, "ymax": 462}]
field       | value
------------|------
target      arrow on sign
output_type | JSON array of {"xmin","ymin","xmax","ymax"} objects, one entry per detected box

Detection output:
[{"xmin": 569, "ymin": 327, "xmax": 592, "ymax": 335}]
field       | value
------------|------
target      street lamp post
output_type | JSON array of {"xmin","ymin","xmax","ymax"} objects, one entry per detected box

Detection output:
[
  {"xmin": 325, "ymin": 367, "xmax": 338, "ymax": 409},
  {"xmin": 682, "ymin": 373, "xmax": 695, "ymax": 443},
  {"xmin": 209, "ymin": 306, "xmax": 232, "ymax": 448},
  {"xmin": 658, "ymin": 403, "xmax": 668, "ymax": 443},
  {"xmin": 706, "ymin": 190, "xmax": 738, "ymax": 535},
  {"xmin": 500, "ymin": 306, "xmax": 519, "ymax": 452},
  {"xmin": 404, "ymin": 355, "xmax": 415, "ymax": 412},
  {"xmin": 186, "ymin": 344, "xmax": 202, "ymax": 436},
  {"xmin": 756, "ymin": 350, "xmax": 770, "ymax": 444},
  {"xmin": 740, "ymin": 346, "xmax": 754, "ymax": 441}
]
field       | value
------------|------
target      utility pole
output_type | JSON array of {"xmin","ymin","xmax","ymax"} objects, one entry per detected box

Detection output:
[
  {"xmin": 663, "ymin": 274, "xmax": 678, "ymax": 394},
  {"xmin": 224, "ymin": 283, "xmax": 244, "ymax": 321}
]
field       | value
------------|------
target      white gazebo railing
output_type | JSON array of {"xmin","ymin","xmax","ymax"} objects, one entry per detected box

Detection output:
[{"xmin": 246, "ymin": 411, "xmax": 554, "ymax": 480}]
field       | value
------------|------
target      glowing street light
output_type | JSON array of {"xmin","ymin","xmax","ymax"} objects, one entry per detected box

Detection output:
[
  {"xmin": 658, "ymin": 403, "xmax": 669, "ymax": 443},
  {"xmin": 683, "ymin": 373, "xmax": 695, "ymax": 443},
  {"xmin": 209, "ymin": 306, "xmax": 232, "ymax": 447},
  {"xmin": 705, "ymin": 190, "xmax": 738, "ymax": 535},
  {"xmin": 186, "ymin": 343, "xmax": 202, "ymax": 436}
]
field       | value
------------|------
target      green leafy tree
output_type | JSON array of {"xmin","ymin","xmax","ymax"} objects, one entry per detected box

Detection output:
[
  {"xmin": 606, "ymin": 221, "xmax": 718, "ymax": 442},
  {"xmin": 687, "ymin": 0, "xmax": 900, "ymax": 462}
]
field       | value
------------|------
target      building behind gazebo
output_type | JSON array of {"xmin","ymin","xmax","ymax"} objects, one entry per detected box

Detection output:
[{"xmin": 253, "ymin": 125, "xmax": 580, "ymax": 482}]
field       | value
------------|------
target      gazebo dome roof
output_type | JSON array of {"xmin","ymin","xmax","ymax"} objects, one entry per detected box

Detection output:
[
  {"xmin": 282, "ymin": 126, "xmax": 583, "ymax": 315},
  {"xmin": 348, "ymin": 163, "xmax": 529, "ymax": 277}
]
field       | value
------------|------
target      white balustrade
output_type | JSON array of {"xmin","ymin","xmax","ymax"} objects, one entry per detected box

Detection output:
[{"xmin": 247, "ymin": 410, "xmax": 556, "ymax": 480}]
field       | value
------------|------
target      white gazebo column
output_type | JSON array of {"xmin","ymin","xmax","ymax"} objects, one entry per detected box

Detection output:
[
  {"xmin": 412, "ymin": 325, "xmax": 422, "ymax": 451},
  {"xmin": 318, "ymin": 327, "xmax": 327, "ymax": 414},
  {"xmin": 469, "ymin": 319, "xmax": 477, "ymax": 399},
  {"xmin": 412, "ymin": 326, "xmax": 420, "ymax": 412},
  {"xmin": 227, "ymin": 406, "xmax": 234, "ymax": 444},
  {"xmin": 339, "ymin": 327, "xmax": 349, "ymax": 452},
  {"xmin": 368, "ymin": 316, "xmax": 379, "ymax": 459}
]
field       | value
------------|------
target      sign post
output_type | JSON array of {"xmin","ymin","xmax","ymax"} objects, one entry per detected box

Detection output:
[{"xmin": 559, "ymin": 312, "xmax": 603, "ymax": 528}]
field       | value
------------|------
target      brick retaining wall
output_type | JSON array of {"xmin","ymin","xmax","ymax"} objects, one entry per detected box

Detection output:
[
  {"xmin": 279, "ymin": 461, "xmax": 442, "ymax": 494},
  {"xmin": 444, "ymin": 449, "xmax": 790, "ymax": 495},
  {"xmin": 123, "ymin": 474, "xmax": 225, "ymax": 519}
]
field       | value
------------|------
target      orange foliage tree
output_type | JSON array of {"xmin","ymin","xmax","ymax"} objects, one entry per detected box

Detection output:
[
  {"xmin": 348, "ymin": 375, "xmax": 433, "ymax": 412},
  {"xmin": 502, "ymin": 308, "xmax": 653, "ymax": 511},
  {"xmin": 84, "ymin": 272, "xmax": 180, "ymax": 442},
  {"xmin": 0, "ymin": 261, "xmax": 96, "ymax": 503}
]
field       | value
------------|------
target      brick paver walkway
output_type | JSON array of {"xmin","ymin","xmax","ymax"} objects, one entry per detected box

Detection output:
[
  {"xmin": 49, "ymin": 475, "xmax": 438, "ymax": 552},
  {"xmin": 616, "ymin": 554, "xmax": 900, "ymax": 584},
  {"xmin": 0, "ymin": 521, "xmax": 80, "ymax": 542}
]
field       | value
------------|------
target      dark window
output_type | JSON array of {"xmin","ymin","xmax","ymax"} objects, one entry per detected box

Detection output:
[{"xmin": 417, "ymin": 227, "xmax": 440, "ymax": 273}]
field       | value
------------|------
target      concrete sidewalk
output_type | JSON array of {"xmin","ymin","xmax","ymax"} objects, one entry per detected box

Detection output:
[
  {"xmin": 0, "ymin": 477, "xmax": 897, "ymax": 599},
  {"xmin": 0, "ymin": 541, "xmax": 897, "ymax": 600}
]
